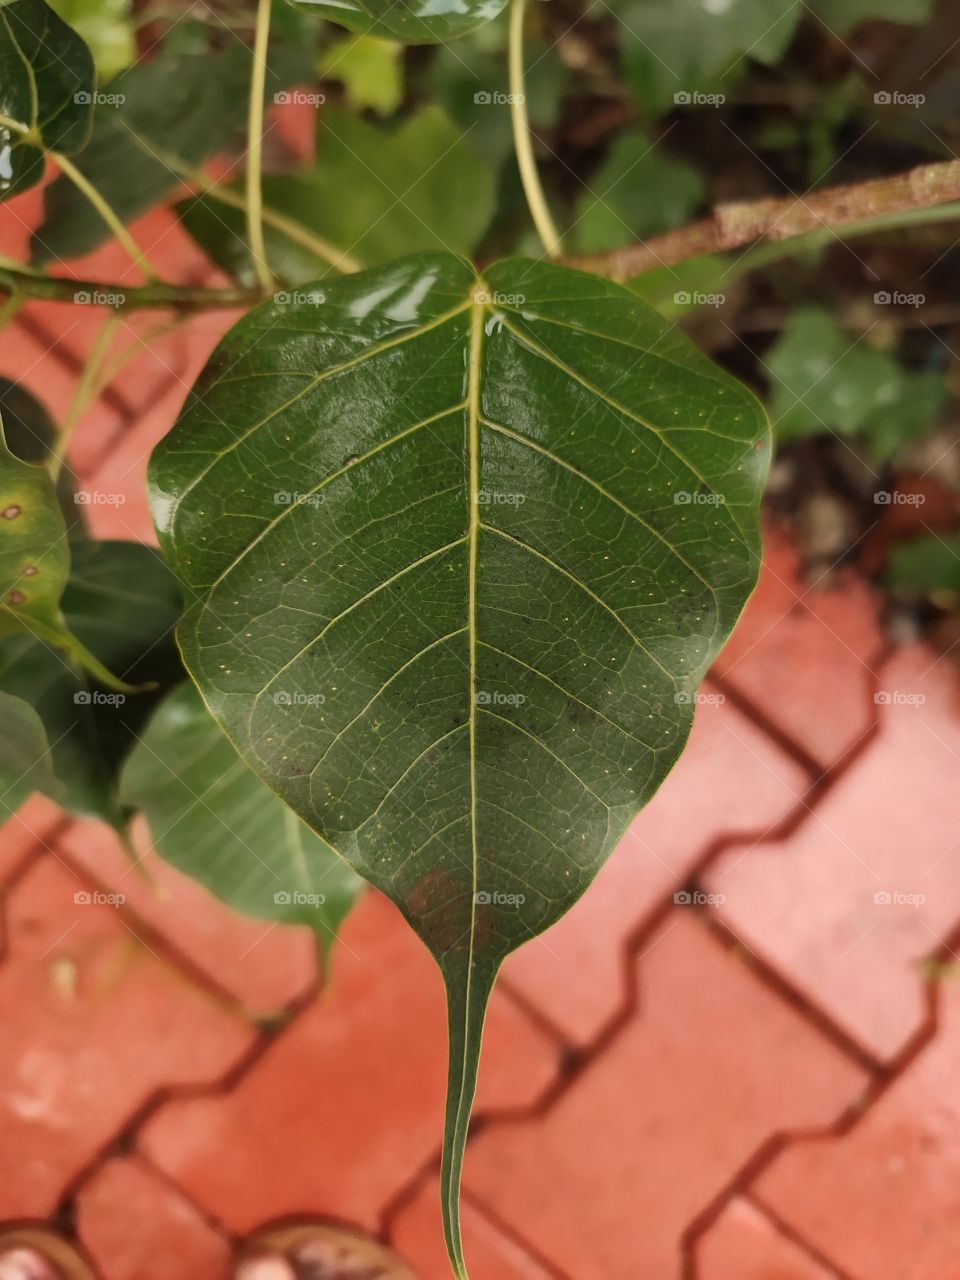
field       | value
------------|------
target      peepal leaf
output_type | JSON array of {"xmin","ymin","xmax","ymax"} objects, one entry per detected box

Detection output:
[
  {"xmin": 282, "ymin": 0, "xmax": 506, "ymax": 45},
  {"xmin": 0, "ymin": 690, "xmax": 59, "ymax": 816},
  {"xmin": 149, "ymin": 253, "xmax": 768, "ymax": 1276},
  {"xmin": 0, "ymin": 0, "xmax": 94, "ymax": 199},
  {"xmin": 120, "ymin": 682, "xmax": 363, "ymax": 952}
]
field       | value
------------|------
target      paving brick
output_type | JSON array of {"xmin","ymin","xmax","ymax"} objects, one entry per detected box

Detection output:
[
  {"xmin": 707, "ymin": 645, "xmax": 960, "ymax": 1062},
  {"xmin": 0, "ymin": 797, "xmax": 64, "ymax": 885},
  {"xmin": 754, "ymin": 979, "xmax": 960, "ymax": 1280},
  {"xmin": 390, "ymin": 1181, "xmax": 555, "ymax": 1280},
  {"xmin": 139, "ymin": 892, "xmax": 562, "ymax": 1234},
  {"xmin": 712, "ymin": 522, "xmax": 883, "ymax": 769},
  {"xmin": 76, "ymin": 1156, "xmax": 233, "ymax": 1280},
  {"xmin": 696, "ymin": 1196, "xmax": 837, "ymax": 1279},
  {"xmin": 464, "ymin": 913, "xmax": 868, "ymax": 1280},
  {"xmin": 59, "ymin": 816, "xmax": 317, "ymax": 1016},
  {"xmin": 0, "ymin": 856, "xmax": 253, "ymax": 1218},
  {"xmin": 502, "ymin": 693, "xmax": 809, "ymax": 1046}
]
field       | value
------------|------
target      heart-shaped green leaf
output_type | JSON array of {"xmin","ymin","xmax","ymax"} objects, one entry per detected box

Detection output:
[
  {"xmin": 281, "ymin": 0, "xmax": 506, "ymax": 44},
  {"xmin": 149, "ymin": 252, "xmax": 769, "ymax": 1277},
  {"xmin": 120, "ymin": 681, "xmax": 363, "ymax": 955},
  {"xmin": 0, "ymin": 0, "xmax": 94, "ymax": 199}
]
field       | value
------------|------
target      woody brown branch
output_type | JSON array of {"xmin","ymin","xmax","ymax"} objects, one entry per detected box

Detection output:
[{"xmin": 566, "ymin": 158, "xmax": 960, "ymax": 280}]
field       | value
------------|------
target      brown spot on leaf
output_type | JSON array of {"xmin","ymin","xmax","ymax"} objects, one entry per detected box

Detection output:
[
  {"xmin": 2, "ymin": 505, "xmax": 21, "ymax": 519},
  {"xmin": 8, "ymin": 590, "xmax": 25, "ymax": 605}
]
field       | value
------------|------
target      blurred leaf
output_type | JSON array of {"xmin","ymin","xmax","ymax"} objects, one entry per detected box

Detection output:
[
  {"xmin": 0, "ymin": 0, "xmax": 94, "ymax": 199},
  {"xmin": 572, "ymin": 131, "xmax": 705, "ymax": 254},
  {"xmin": 887, "ymin": 532, "xmax": 960, "ymax": 594},
  {"xmin": 0, "ymin": 690, "xmax": 60, "ymax": 817},
  {"xmin": 179, "ymin": 106, "xmax": 496, "ymax": 282},
  {"xmin": 48, "ymin": 0, "xmax": 134, "ymax": 81},
  {"xmin": 282, "ymin": 0, "xmax": 506, "ymax": 45},
  {"xmin": 0, "ymin": 540, "xmax": 183, "ymax": 821},
  {"xmin": 808, "ymin": 0, "xmax": 935, "ymax": 34},
  {"xmin": 319, "ymin": 33, "xmax": 403, "ymax": 115},
  {"xmin": 32, "ymin": 20, "xmax": 311, "ymax": 263},
  {"xmin": 0, "ymin": 421, "xmax": 136, "ymax": 688},
  {"xmin": 613, "ymin": 0, "xmax": 800, "ymax": 114},
  {"xmin": 427, "ymin": 14, "xmax": 566, "ymax": 169},
  {"xmin": 766, "ymin": 307, "xmax": 947, "ymax": 460},
  {"xmin": 120, "ymin": 682, "xmax": 364, "ymax": 954},
  {"xmin": 0, "ymin": 378, "xmax": 78, "ymax": 522}
]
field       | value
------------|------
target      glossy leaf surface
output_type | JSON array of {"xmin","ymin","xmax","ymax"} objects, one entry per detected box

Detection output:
[
  {"xmin": 150, "ymin": 252, "xmax": 769, "ymax": 1276},
  {"xmin": 32, "ymin": 20, "xmax": 311, "ymax": 263},
  {"xmin": 0, "ymin": 0, "xmax": 94, "ymax": 199},
  {"xmin": 0, "ymin": 540, "xmax": 182, "ymax": 820},
  {"xmin": 282, "ymin": 0, "xmax": 506, "ymax": 45},
  {"xmin": 120, "ymin": 682, "xmax": 363, "ymax": 952}
]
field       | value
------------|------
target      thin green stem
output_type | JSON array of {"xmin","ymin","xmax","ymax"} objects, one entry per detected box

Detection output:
[
  {"xmin": 246, "ymin": 0, "xmax": 274, "ymax": 290},
  {"xmin": 49, "ymin": 314, "xmax": 121, "ymax": 481},
  {"xmin": 51, "ymin": 151, "xmax": 158, "ymax": 281},
  {"xmin": 0, "ymin": 293, "xmax": 24, "ymax": 330},
  {"xmin": 508, "ymin": 0, "xmax": 562, "ymax": 258},
  {"xmin": 0, "ymin": 263, "xmax": 269, "ymax": 309}
]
